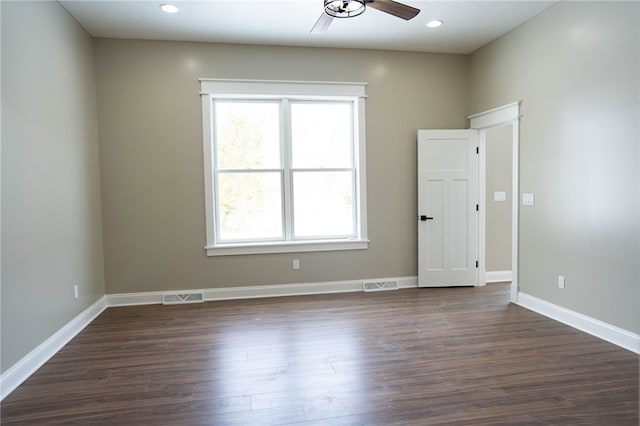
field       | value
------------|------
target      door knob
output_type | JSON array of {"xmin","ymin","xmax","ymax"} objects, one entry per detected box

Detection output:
[{"xmin": 420, "ymin": 215, "xmax": 434, "ymax": 221}]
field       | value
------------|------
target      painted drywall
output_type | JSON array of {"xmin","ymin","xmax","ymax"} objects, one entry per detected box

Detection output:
[
  {"xmin": 94, "ymin": 39, "xmax": 469, "ymax": 294},
  {"xmin": 1, "ymin": 1, "xmax": 105, "ymax": 372},
  {"xmin": 485, "ymin": 124, "xmax": 512, "ymax": 272},
  {"xmin": 470, "ymin": 1, "xmax": 639, "ymax": 333}
]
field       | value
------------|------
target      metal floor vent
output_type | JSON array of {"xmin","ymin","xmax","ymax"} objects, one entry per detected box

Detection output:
[
  {"xmin": 162, "ymin": 292, "xmax": 204, "ymax": 305},
  {"xmin": 363, "ymin": 280, "xmax": 399, "ymax": 292}
]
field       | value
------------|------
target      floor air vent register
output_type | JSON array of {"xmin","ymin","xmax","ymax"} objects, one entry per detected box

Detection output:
[
  {"xmin": 162, "ymin": 292, "xmax": 204, "ymax": 305},
  {"xmin": 363, "ymin": 280, "xmax": 399, "ymax": 292}
]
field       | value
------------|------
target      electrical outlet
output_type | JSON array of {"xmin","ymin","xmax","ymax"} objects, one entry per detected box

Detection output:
[
  {"xmin": 292, "ymin": 259, "xmax": 300, "ymax": 270},
  {"xmin": 558, "ymin": 276, "xmax": 565, "ymax": 289},
  {"xmin": 74, "ymin": 285, "xmax": 79, "ymax": 299}
]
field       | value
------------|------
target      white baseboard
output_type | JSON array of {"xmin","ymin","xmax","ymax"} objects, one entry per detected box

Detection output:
[
  {"xmin": 106, "ymin": 290, "xmax": 164, "ymax": 307},
  {"xmin": 486, "ymin": 270, "xmax": 512, "ymax": 283},
  {"xmin": 397, "ymin": 276, "xmax": 419, "ymax": 289},
  {"xmin": 107, "ymin": 276, "xmax": 419, "ymax": 306},
  {"xmin": 203, "ymin": 279, "xmax": 364, "ymax": 301},
  {"xmin": 517, "ymin": 292, "xmax": 640, "ymax": 354},
  {"xmin": 0, "ymin": 296, "xmax": 108, "ymax": 400}
]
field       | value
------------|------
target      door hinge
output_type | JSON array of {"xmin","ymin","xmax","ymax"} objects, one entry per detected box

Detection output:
[
  {"xmin": 476, "ymin": 204, "xmax": 479, "ymax": 211},
  {"xmin": 476, "ymin": 260, "xmax": 479, "ymax": 268},
  {"xmin": 476, "ymin": 146, "xmax": 479, "ymax": 154}
]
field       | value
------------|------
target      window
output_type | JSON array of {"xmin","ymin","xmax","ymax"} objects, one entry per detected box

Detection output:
[{"xmin": 200, "ymin": 79, "xmax": 368, "ymax": 256}]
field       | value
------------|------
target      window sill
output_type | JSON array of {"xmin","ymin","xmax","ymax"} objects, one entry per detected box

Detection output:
[{"xmin": 205, "ymin": 239, "xmax": 369, "ymax": 256}]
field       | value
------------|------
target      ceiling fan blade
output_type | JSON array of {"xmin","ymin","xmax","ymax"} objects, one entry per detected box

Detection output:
[
  {"xmin": 367, "ymin": 0, "xmax": 420, "ymax": 20},
  {"xmin": 310, "ymin": 12, "xmax": 333, "ymax": 33}
]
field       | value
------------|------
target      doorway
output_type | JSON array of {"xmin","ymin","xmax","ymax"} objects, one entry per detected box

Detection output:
[
  {"xmin": 484, "ymin": 124, "xmax": 512, "ymax": 281},
  {"xmin": 470, "ymin": 102, "xmax": 520, "ymax": 303},
  {"xmin": 417, "ymin": 102, "xmax": 520, "ymax": 301}
]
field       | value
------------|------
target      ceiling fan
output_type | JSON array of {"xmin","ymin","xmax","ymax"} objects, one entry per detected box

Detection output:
[{"xmin": 311, "ymin": 0, "xmax": 420, "ymax": 33}]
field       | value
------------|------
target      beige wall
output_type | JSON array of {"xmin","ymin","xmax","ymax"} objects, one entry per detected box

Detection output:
[
  {"xmin": 1, "ymin": 1, "xmax": 105, "ymax": 372},
  {"xmin": 485, "ymin": 124, "xmax": 512, "ymax": 272},
  {"xmin": 94, "ymin": 39, "xmax": 469, "ymax": 294},
  {"xmin": 470, "ymin": 1, "xmax": 639, "ymax": 333}
]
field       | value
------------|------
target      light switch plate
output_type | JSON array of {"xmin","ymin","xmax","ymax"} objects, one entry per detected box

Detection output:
[
  {"xmin": 522, "ymin": 193, "xmax": 535, "ymax": 206},
  {"xmin": 494, "ymin": 191, "xmax": 506, "ymax": 202}
]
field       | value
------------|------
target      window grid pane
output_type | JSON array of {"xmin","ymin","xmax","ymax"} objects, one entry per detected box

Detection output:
[
  {"xmin": 291, "ymin": 101, "xmax": 354, "ymax": 169},
  {"xmin": 216, "ymin": 171, "xmax": 283, "ymax": 242},
  {"xmin": 214, "ymin": 100, "xmax": 281, "ymax": 170},
  {"xmin": 291, "ymin": 170, "xmax": 356, "ymax": 239}
]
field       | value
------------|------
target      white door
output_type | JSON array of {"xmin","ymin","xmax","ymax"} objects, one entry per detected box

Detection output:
[{"xmin": 418, "ymin": 129, "xmax": 478, "ymax": 287}]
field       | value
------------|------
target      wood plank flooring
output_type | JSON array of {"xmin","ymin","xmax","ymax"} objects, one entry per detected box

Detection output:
[{"xmin": 2, "ymin": 283, "xmax": 638, "ymax": 425}]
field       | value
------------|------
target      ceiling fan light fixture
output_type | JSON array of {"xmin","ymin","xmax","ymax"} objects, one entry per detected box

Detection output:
[
  {"xmin": 324, "ymin": 0, "xmax": 366, "ymax": 18},
  {"xmin": 426, "ymin": 20, "xmax": 443, "ymax": 28}
]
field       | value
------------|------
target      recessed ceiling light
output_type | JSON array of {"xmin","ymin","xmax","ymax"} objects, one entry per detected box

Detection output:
[
  {"xmin": 426, "ymin": 20, "xmax": 443, "ymax": 28},
  {"xmin": 160, "ymin": 4, "xmax": 179, "ymax": 13}
]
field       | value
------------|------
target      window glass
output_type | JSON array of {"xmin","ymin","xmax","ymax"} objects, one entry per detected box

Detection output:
[
  {"xmin": 217, "ymin": 172, "xmax": 283, "ymax": 241},
  {"xmin": 215, "ymin": 101, "xmax": 281, "ymax": 169},
  {"xmin": 292, "ymin": 171, "xmax": 354, "ymax": 238},
  {"xmin": 291, "ymin": 102, "xmax": 353, "ymax": 169}
]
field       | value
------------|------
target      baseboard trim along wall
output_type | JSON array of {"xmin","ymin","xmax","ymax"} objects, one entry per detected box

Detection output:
[
  {"xmin": 486, "ymin": 270, "xmax": 512, "ymax": 283},
  {"xmin": 107, "ymin": 276, "xmax": 419, "ymax": 306},
  {"xmin": 517, "ymin": 292, "xmax": 640, "ymax": 354},
  {"xmin": 0, "ymin": 296, "xmax": 108, "ymax": 401}
]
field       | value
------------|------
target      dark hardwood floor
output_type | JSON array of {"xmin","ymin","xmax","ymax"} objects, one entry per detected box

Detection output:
[{"xmin": 2, "ymin": 283, "xmax": 638, "ymax": 425}]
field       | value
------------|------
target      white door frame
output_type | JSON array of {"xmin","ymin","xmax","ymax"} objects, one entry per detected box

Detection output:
[{"xmin": 469, "ymin": 102, "xmax": 520, "ymax": 303}]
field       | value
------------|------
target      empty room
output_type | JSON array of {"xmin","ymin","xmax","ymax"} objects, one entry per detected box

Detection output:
[{"xmin": 1, "ymin": 0, "xmax": 638, "ymax": 424}]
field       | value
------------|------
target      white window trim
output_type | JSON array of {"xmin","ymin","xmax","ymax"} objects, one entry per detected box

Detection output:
[{"xmin": 200, "ymin": 79, "xmax": 369, "ymax": 256}]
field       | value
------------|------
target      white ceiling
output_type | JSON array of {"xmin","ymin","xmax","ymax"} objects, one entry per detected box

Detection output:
[{"xmin": 60, "ymin": 0, "xmax": 556, "ymax": 54}]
